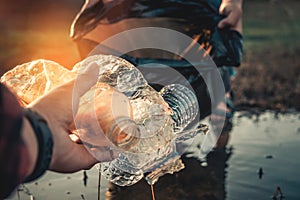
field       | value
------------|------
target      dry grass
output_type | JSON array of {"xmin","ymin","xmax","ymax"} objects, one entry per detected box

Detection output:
[{"xmin": 232, "ymin": 0, "xmax": 300, "ymax": 111}]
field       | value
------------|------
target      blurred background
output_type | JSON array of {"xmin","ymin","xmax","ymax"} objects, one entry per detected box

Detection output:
[
  {"xmin": 0, "ymin": 0, "xmax": 83, "ymax": 70},
  {"xmin": 1, "ymin": 0, "xmax": 300, "ymax": 199},
  {"xmin": 0, "ymin": 0, "xmax": 299, "ymax": 111}
]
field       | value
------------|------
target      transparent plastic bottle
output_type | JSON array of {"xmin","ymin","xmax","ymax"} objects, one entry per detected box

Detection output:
[
  {"xmin": 72, "ymin": 81, "xmax": 141, "ymax": 153},
  {"xmin": 1, "ymin": 55, "xmax": 207, "ymax": 187},
  {"xmin": 160, "ymin": 84, "xmax": 199, "ymax": 132},
  {"xmin": 72, "ymin": 55, "xmax": 178, "ymax": 154},
  {"xmin": 100, "ymin": 83, "xmax": 200, "ymax": 186}
]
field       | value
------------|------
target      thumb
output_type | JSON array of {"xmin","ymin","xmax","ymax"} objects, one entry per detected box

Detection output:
[
  {"xmin": 72, "ymin": 62, "xmax": 99, "ymax": 113},
  {"xmin": 90, "ymin": 147, "xmax": 119, "ymax": 162},
  {"xmin": 50, "ymin": 142, "xmax": 99, "ymax": 172},
  {"xmin": 73, "ymin": 62, "xmax": 100, "ymax": 97},
  {"xmin": 218, "ymin": 17, "xmax": 230, "ymax": 29},
  {"xmin": 218, "ymin": 13, "xmax": 235, "ymax": 29}
]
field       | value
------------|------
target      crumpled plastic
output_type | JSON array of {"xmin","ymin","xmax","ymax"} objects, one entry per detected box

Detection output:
[
  {"xmin": 0, "ymin": 55, "xmax": 209, "ymax": 186},
  {"xmin": 0, "ymin": 60, "xmax": 75, "ymax": 106}
]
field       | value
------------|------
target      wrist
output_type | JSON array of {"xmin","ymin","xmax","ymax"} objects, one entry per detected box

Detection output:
[
  {"xmin": 22, "ymin": 117, "xmax": 38, "ymax": 178},
  {"xmin": 221, "ymin": 0, "xmax": 243, "ymax": 7},
  {"xmin": 23, "ymin": 108, "xmax": 54, "ymax": 182}
]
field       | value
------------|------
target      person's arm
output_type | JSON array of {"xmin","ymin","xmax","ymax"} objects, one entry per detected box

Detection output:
[
  {"xmin": 218, "ymin": 0, "xmax": 243, "ymax": 34},
  {"xmin": 0, "ymin": 84, "xmax": 40, "ymax": 198},
  {"xmin": 0, "ymin": 62, "xmax": 119, "ymax": 198}
]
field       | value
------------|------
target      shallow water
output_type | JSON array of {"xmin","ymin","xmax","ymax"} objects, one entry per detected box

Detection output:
[
  {"xmin": 7, "ymin": 111, "xmax": 300, "ymax": 200},
  {"xmin": 226, "ymin": 111, "xmax": 300, "ymax": 200}
]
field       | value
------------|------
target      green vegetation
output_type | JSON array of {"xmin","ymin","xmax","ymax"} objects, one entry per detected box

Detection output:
[
  {"xmin": 233, "ymin": 0, "xmax": 300, "ymax": 111},
  {"xmin": 243, "ymin": 0, "xmax": 300, "ymax": 52}
]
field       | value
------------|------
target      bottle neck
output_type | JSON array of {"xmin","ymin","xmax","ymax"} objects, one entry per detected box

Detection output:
[{"xmin": 108, "ymin": 117, "xmax": 140, "ymax": 151}]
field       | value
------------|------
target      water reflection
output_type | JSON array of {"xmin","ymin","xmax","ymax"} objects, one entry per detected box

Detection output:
[
  {"xmin": 83, "ymin": 171, "xmax": 88, "ymax": 187},
  {"xmin": 106, "ymin": 130, "xmax": 233, "ymax": 200},
  {"xmin": 10, "ymin": 112, "xmax": 300, "ymax": 200},
  {"xmin": 258, "ymin": 167, "xmax": 263, "ymax": 179},
  {"xmin": 272, "ymin": 186, "xmax": 284, "ymax": 200}
]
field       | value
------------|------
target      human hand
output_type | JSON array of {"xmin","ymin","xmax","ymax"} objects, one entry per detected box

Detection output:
[
  {"xmin": 27, "ymin": 62, "xmax": 116, "ymax": 173},
  {"xmin": 72, "ymin": 81, "xmax": 134, "ymax": 152},
  {"xmin": 218, "ymin": 0, "xmax": 243, "ymax": 34}
]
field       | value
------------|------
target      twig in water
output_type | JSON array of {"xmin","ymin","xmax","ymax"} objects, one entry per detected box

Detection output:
[
  {"xmin": 17, "ymin": 189, "xmax": 20, "ymax": 200},
  {"xmin": 150, "ymin": 184, "xmax": 156, "ymax": 200},
  {"xmin": 98, "ymin": 165, "xmax": 102, "ymax": 200},
  {"xmin": 17, "ymin": 184, "xmax": 35, "ymax": 200},
  {"xmin": 273, "ymin": 186, "xmax": 284, "ymax": 199}
]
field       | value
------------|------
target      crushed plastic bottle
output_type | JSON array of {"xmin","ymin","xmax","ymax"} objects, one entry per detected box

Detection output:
[
  {"xmin": 1, "ymin": 54, "xmax": 209, "ymax": 186},
  {"xmin": 72, "ymin": 55, "xmax": 208, "ymax": 186},
  {"xmin": 0, "ymin": 59, "xmax": 75, "ymax": 105}
]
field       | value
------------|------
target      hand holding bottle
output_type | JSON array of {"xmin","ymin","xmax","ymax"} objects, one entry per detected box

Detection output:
[{"xmin": 73, "ymin": 81, "xmax": 139, "ymax": 154}]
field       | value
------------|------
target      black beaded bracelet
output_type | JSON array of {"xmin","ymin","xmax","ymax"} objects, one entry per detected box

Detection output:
[{"xmin": 24, "ymin": 108, "xmax": 53, "ymax": 183}]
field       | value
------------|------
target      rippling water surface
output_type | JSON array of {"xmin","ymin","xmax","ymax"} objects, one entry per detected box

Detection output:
[
  {"xmin": 8, "ymin": 111, "xmax": 300, "ymax": 200},
  {"xmin": 226, "ymin": 111, "xmax": 300, "ymax": 200}
]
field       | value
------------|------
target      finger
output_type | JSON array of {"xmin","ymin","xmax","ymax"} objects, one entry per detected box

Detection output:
[
  {"xmin": 90, "ymin": 147, "xmax": 119, "ymax": 162},
  {"xmin": 69, "ymin": 133, "xmax": 82, "ymax": 143},
  {"xmin": 50, "ymin": 143, "xmax": 98, "ymax": 172},
  {"xmin": 71, "ymin": 144, "xmax": 100, "ymax": 170},
  {"xmin": 73, "ymin": 62, "xmax": 100, "ymax": 98}
]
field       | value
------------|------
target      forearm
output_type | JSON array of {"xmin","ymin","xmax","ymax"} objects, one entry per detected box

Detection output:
[{"xmin": 0, "ymin": 84, "xmax": 37, "ymax": 198}]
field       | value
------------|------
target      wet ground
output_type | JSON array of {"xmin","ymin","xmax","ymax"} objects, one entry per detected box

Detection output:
[{"xmin": 7, "ymin": 111, "xmax": 300, "ymax": 200}]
